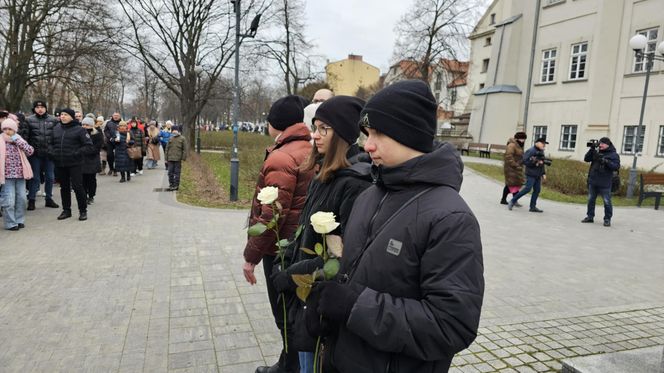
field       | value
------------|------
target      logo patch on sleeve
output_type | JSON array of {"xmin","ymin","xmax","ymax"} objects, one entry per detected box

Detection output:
[{"xmin": 386, "ymin": 239, "xmax": 402, "ymax": 256}]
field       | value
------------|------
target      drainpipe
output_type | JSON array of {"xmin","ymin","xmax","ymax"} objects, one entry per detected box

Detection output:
[{"xmin": 523, "ymin": 0, "xmax": 542, "ymax": 133}]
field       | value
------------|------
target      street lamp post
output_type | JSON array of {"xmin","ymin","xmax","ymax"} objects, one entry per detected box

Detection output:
[
  {"xmin": 230, "ymin": 0, "xmax": 261, "ymax": 201},
  {"xmin": 194, "ymin": 65, "xmax": 203, "ymax": 154},
  {"xmin": 626, "ymin": 34, "xmax": 664, "ymax": 198}
]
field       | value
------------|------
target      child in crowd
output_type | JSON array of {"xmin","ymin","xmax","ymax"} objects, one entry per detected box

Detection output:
[{"xmin": 0, "ymin": 118, "xmax": 34, "ymax": 230}]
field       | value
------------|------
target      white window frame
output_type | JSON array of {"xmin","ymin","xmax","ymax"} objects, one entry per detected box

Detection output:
[
  {"xmin": 622, "ymin": 126, "xmax": 646, "ymax": 154},
  {"xmin": 481, "ymin": 59, "xmax": 490, "ymax": 73},
  {"xmin": 559, "ymin": 125, "xmax": 577, "ymax": 150},
  {"xmin": 532, "ymin": 126, "xmax": 548, "ymax": 146},
  {"xmin": 634, "ymin": 28, "xmax": 659, "ymax": 73},
  {"xmin": 569, "ymin": 42, "xmax": 588, "ymax": 80},
  {"xmin": 540, "ymin": 48, "xmax": 557, "ymax": 83},
  {"xmin": 657, "ymin": 126, "xmax": 664, "ymax": 157}
]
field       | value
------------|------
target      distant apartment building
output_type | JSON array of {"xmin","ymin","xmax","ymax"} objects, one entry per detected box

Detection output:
[
  {"xmin": 467, "ymin": 0, "xmax": 664, "ymax": 170},
  {"xmin": 325, "ymin": 54, "xmax": 380, "ymax": 96}
]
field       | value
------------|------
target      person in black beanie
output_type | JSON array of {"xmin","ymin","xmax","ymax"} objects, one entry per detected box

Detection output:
[
  {"xmin": 266, "ymin": 95, "xmax": 309, "ymax": 131},
  {"xmin": 582, "ymin": 136, "xmax": 620, "ymax": 226},
  {"xmin": 49, "ymin": 108, "xmax": 94, "ymax": 221},
  {"xmin": 501, "ymin": 131, "xmax": 527, "ymax": 205},
  {"xmin": 305, "ymin": 80, "xmax": 484, "ymax": 373},
  {"xmin": 25, "ymin": 99, "xmax": 60, "ymax": 210}
]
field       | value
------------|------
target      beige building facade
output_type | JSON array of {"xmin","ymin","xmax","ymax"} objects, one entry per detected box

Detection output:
[
  {"xmin": 467, "ymin": 0, "xmax": 664, "ymax": 170},
  {"xmin": 325, "ymin": 54, "xmax": 380, "ymax": 96}
]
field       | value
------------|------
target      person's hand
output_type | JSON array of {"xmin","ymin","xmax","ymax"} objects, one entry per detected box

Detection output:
[
  {"xmin": 317, "ymin": 281, "xmax": 365, "ymax": 323},
  {"xmin": 10, "ymin": 134, "xmax": 19, "ymax": 141},
  {"xmin": 243, "ymin": 261, "xmax": 257, "ymax": 285},
  {"xmin": 305, "ymin": 285, "xmax": 332, "ymax": 337},
  {"xmin": 542, "ymin": 175, "xmax": 547, "ymax": 182},
  {"xmin": 270, "ymin": 264, "xmax": 296, "ymax": 293},
  {"xmin": 537, "ymin": 160, "xmax": 544, "ymax": 166}
]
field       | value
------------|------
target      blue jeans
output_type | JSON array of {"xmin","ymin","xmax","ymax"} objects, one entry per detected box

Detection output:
[
  {"xmin": 146, "ymin": 159, "xmax": 158, "ymax": 169},
  {"xmin": 28, "ymin": 156, "xmax": 55, "ymax": 200},
  {"xmin": 1, "ymin": 178, "xmax": 27, "ymax": 229},
  {"xmin": 511, "ymin": 176, "xmax": 541, "ymax": 209},
  {"xmin": 298, "ymin": 351, "xmax": 313, "ymax": 373},
  {"xmin": 587, "ymin": 184, "xmax": 612, "ymax": 221}
]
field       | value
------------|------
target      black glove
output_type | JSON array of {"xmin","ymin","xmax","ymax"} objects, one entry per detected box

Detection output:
[
  {"xmin": 305, "ymin": 285, "xmax": 332, "ymax": 337},
  {"xmin": 270, "ymin": 264, "xmax": 296, "ymax": 293},
  {"xmin": 599, "ymin": 157, "xmax": 608, "ymax": 165},
  {"xmin": 317, "ymin": 281, "xmax": 365, "ymax": 324}
]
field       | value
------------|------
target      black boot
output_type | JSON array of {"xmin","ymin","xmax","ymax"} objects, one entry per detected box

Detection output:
[
  {"xmin": 120, "ymin": 176, "xmax": 126, "ymax": 183},
  {"xmin": 27, "ymin": 199, "xmax": 36, "ymax": 211},
  {"xmin": 78, "ymin": 211, "xmax": 87, "ymax": 221},
  {"xmin": 57, "ymin": 210, "xmax": 72, "ymax": 220},
  {"xmin": 45, "ymin": 199, "xmax": 59, "ymax": 208},
  {"xmin": 500, "ymin": 185, "xmax": 510, "ymax": 205}
]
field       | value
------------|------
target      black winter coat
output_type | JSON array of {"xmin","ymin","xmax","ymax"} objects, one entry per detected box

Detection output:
[
  {"xmin": 522, "ymin": 146, "xmax": 547, "ymax": 178},
  {"xmin": 113, "ymin": 133, "xmax": 134, "ymax": 172},
  {"xmin": 584, "ymin": 145, "xmax": 620, "ymax": 188},
  {"xmin": 281, "ymin": 147, "xmax": 373, "ymax": 351},
  {"xmin": 327, "ymin": 142, "xmax": 484, "ymax": 373},
  {"xmin": 25, "ymin": 113, "xmax": 57, "ymax": 157},
  {"xmin": 82, "ymin": 130, "xmax": 103, "ymax": 174},
  {"xmin": 103, "ymin": 119, "xmax": 120, "ymax": 148},
  {"xmin": 49, "ymin": 120, "xmax": 95, "ymax": 167}
]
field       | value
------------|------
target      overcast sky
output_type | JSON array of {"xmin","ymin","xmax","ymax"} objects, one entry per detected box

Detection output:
[{"xmin": 304, "ymin": 1, "xmax": 413, "ymax": 74}]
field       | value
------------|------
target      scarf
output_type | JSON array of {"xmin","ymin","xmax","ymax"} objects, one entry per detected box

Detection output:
[{"xmin": 0, "ymin": 133, "xmax": 34, "ymax": 184}]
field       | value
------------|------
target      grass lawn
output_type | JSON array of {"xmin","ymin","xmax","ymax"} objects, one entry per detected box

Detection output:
[
  {"xmin": 464, "ymin": 161, "xmax": 656, "ymax": 207},
  {"xmin": 177, "ymin": 132, "xmax": 274, "ymax": 209}
]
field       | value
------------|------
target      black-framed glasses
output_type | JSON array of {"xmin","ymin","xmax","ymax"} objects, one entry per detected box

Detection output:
[{"xmin": 314, "ymin": 125, "xmax": 332, "ymax": 136}]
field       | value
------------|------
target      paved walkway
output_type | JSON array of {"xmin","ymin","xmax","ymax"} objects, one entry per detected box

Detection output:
[{"xmin": 0, "ymin": 157, "xmax": 662, "ymax": 373}]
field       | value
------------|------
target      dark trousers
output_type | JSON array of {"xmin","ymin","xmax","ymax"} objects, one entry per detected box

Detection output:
[
  {"xmin": 587, "ymin": 183, "xmax": 612, "ymax": 221},
  {"xmin": 56, "ymin": 165, "xmax": 87, "ymax": 213},
  {"xmin": 132, "ymin": 157, "xmax": 144, "ymax": 173},
  {"xmin": 263, "ymin": 255, "xmax": 299, "ymax": 372},
  {"xmin": 511, "ymin": 176, "xmax": 541, "ymax": 209},
  {"xmin": 82, "ymin": 173, "xmax": 97, "ymax": 198},
  {"xmin": 106, "ymin": 143, "xmax": 115, "ymax": 171},
  {"xmin": 28, "ymin": 156, "xmax": 55, "ymax": 200},
  {"xmin": 167, "ymin": 161, "xmax": 182, "ymax": 187}
]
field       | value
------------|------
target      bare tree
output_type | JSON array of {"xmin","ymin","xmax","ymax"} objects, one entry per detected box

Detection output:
[
  {"xmin": 118, "ymin": 0, "xmax": 268, "ymax": 145},
  {"xmin": 392, "ymin": 0, "xmax": 480, "ymax": 83}
]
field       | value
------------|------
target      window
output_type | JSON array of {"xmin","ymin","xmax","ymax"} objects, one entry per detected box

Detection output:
[
  {"xmin": 634, "ymin": 28, "xmax": 659, "ymax": 72},
  {"xmin": 485, "ymin": 37, "xmax": 492, "ymax": 46},
  {"xmin": 434, "ymin": 72, "xmax": 442, "ymax": 91},
  {"xmin": 569, "ymin": 42, "xmax": 588, "ymax": 80},
  {"xmin": 532, "ymin": 126, "xmax": 548, "ymax": 145},
  {"xmin": 657, "ymin": 126, "xmax": 664, "ymax": 156},
  {"xmin": 559, "ymin": 125, "xmax": 577, "ymax": 150},
  {"xmin": 481, "ymin": 59, "xmax": 490, "ymax": 73},
  {"xmin": 540, "ymin": 48, "xmax": 557, "ymax": 83},
  {"xmin": 448, "ymin": 88, "xmax": 457, "ymax": 105},
  {"xmin": 622, "ymin": 126, "xmax": 645, "ymax": 154},
  {"xmin": 490, "ymin": 14, "xmax": 496, "ymax": 25},
  {"xmin": 479, "ymin": 83, "xmax": 485, "ymax": 89}
]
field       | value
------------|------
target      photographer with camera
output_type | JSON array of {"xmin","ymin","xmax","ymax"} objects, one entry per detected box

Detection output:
[
  {"xmin": 508, "ymin": 137, "xmax": 549, "ymax": 212},
  {"xmin": 581, "ymin": 137, "xmax": 620, "ymax": 227}
]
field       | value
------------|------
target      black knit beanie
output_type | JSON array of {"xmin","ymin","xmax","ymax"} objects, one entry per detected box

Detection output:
[
  {"xmin": 312, "ymin": 96, "xmax": 365, "ymax": 145},
  {"xmin": 60, "ymin": 108, "xmax": 76, "ymax": 120},
  {"xmin": 32, "ymin": 100, "xmax": 47, "ymax": 113},
  {"xmin": 359, "ymin": 80, "xmax": 437, "ymax": 153},
  {"xmin": 267, "ymin": 95, "xmax": 309, "ymax": 131}
]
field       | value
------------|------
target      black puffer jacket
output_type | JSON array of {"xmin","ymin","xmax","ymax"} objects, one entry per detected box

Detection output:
[
  {"xmin": 25, "ymin": 113, "xmax": 57, "ymax": 157},
  {"xmin": 82, "ymin": 129, "xmax": 103, "ymax": 174},
  {"xmin": 327, "ymin": 142, "xmax": 484, "ymax": 373},
  {"xmin": 49, "ymin": 120, "xmax": 95, "ymax": 167},
  {"xmin": 104, "ymin": 119, "xmax": 120, "ymax": 147},
  {"xmin": 281, "ymin": 146, "xmax": 373, "ymax": 351},
  {"xmin": 584, "ymin": 144, "xmax": 620, "ymax": 188}
]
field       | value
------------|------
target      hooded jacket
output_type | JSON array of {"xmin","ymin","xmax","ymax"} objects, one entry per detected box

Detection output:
[
  {"xmin": 82, "ymin": 129, "xmax": 103, "ymax": 174},
  {"xmin": 244, "ymin": 123, "xmax": 314, "ymax": 265},
  {"xmin": 503, "ymin": 138, "xmax": 525, "ymax": 186},
  {"xmin": 25, "ymin": 113, "xmax": 57, "ymax": 157},
  {"xmin": 327, "ymin": 142, "xmax": 484, "ymax": 373},
  {"xmin": 584, "ymin": 143, "xmax": 620, "ymax": 188},
  {"xmin": 49, "ymin": 120, "xmax": 95, "ymax": 167},
  {"xmin": 165, "ymin": 133, "xmax": 187, "ymax": 162}
]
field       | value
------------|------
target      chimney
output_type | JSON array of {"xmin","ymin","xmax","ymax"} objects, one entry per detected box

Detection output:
[{"xmin": 348, "ymin": 54, "xmax": 363, "ymax": 61}]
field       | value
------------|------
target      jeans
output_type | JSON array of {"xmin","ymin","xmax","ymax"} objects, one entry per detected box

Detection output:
[
  {"xmin": 511, "ymin": 176, "xmax": 541, "ymax": 209},
  {"xmin": 167, "ymin": 161, "xmax": 182, "ymax": 188},
  {"xmin": 106, "ymin": 142, "xmax": 115, "ymax": 171},
  {"xmin": 28, "ymin": 156, "xmax": 55, "ymax": 200},
  {"xmin": 299, "ymin": 351, "xmax": 314, "ymax": 373},
  {"xmin": 587, "ymin": 184, "xmax": 612, "ymax": 221},
  {"xmin": 56, "ymin": 165, "xmax": 87, "ymax": 213},
  {"xmin": 1, "ymin": 178, "xmax": 27, "ymax": 229},
  {"xmin": 146, "ymin": 159, "xmax": 158, "ymax": 169}
]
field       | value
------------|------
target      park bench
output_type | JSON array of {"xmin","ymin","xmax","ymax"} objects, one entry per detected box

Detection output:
[
  {"xmin": 488, "ymin": 144, "xmax": 508, "ymax": 157},
  {"xmin": 638, "ymin": 174, "xmax": 664, "ymax": 210},
  {"xmin": 463, "ymin": 143, "xmax": 490, "ymax": 158}
]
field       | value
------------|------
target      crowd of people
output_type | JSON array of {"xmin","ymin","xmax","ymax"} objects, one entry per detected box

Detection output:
[
  {"xmin": 243, "ymin": 83, "xmax": 485, "ymax": 373},
  {"xmin": 0, "ymin": 101, "xmax": 186, "ymax": 230}
]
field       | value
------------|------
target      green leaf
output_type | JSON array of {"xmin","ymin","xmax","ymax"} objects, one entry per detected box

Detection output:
[
  {"xmin": 296, "ymin": 286, "xmax": 311, "ymax": 302},
  {"xmin": 300, "ymin": 247, "xmax": 316, "ymax": 255},
  {"xmin": 266, "ymin": 219, "xmax": 276, "ymax": 229},
  {"xmin": 293, "ymin": 224, "xmax": 304, "ymax": 240},
  {"xmin": 292, "ymin": 274, "xmax": 314, "ymax": 287},
  {"xmin": 315, "ymin": 243, "xmax": 323, "ymax": 256},
  {"xmin": 323, "ymin": 259, "xmax": 340, "ymax": 280},
  {"xmin": 276, "ymin": 239, "xmax": 290, "ymax": 248},
  {"xmin": 247, "ymin": 223, "xmax": 267, "ymax": 236}
]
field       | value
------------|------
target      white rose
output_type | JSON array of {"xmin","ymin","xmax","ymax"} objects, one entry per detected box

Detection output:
[
  {"xmin": 310, "ymin": 211, "xmax": 340, "ymax": 234},
  {"xmin": 257, "ymin": 186, "xmax": 279, "ymax": 205}
]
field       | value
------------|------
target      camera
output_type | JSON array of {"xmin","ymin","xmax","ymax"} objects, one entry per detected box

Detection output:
[
  {"xmin": 535, "ymin": 152, "xmax": 553, "ymax": 166},
  {"xmin": 587, "ymin": 139, "xmax": 599, "ymax": 148}
]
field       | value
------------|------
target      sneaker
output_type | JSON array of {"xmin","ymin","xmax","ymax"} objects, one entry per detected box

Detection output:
[
  {"xmin": 581, "ymin": 217, "xmax": 594, "ymax": 223},
  {"xmin": 603, "ymin": 220, "xmax": 611, "ymax": 227},
  {"xmin": 27, "ymin": 199, "xmax": 36, "ymax": 211},
  {"xmin": 78, "ymin": 212, "xmax": 87, "ymax": 221},
  {"xmin": 130, "ymin": 173, "xmax": 136, "ymax": 176},
  {"xmin": 18, "ymin": 223, "xmax": 25, "ymax": 229},
  {"xmin": 529, "ymin": 207, "xmax": 544, "ymax": 213},
  {"xmin": 107, "ymin": 170, "xmax": 113, "ymax": 176},
  {"xmin": 7, "ymin": 226, "xmax": 19, "ymax": 231},
  {"xmin": 514, "ymin": 202, "xmax": 523, "ymax": 208},
  {"xmin": 45, "ymin": 199, "xmax": 59, "ymax": 208},
  {"xmin": 119, "ymin": 177, "xmax": 126, "ymax": 183},
  {"xmin": 507, "ymin": 200, "xmax": 515, "ymax": 210},
  {"xmin": 87, "ymin": 197, "xmax": 94, "ymax": 205},
  {"xmin": 57, "ymin": 210, "xmax": 72, "ymax": 220},
  {"xmin": 138, "ymin": 170, "xmax": 143, "ymax": 175}
]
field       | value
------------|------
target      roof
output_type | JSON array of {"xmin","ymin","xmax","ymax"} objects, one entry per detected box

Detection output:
[{"xmin": 389, "ymin": 59, "xmax": 469, "ymax": 86}]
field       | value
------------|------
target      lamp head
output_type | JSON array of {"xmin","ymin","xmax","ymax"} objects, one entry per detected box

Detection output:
[
  {"xmin": 629, "ymin": 34, "xmax": 648, "ymax": 51},
  {"xmin": 657, "ymin": 41, "xmax": 664, "ymax": 56}
]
